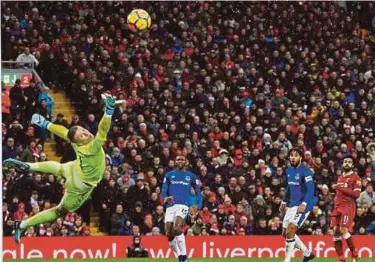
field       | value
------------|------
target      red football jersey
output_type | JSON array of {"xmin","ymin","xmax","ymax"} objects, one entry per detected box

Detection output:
[{"xmin": 334, "ymin": 172, "xmax": 362, "ymax": 208}]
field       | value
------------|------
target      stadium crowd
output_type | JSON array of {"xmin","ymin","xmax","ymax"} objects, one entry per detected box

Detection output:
[{"xmin": 2, "ymin": 1, "xmax": 375, "ymax": 237}]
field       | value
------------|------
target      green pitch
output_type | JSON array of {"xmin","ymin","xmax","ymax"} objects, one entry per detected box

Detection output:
[{"xmin": 4, "ymin": 259, "xmax": 375, "ymax": 262}]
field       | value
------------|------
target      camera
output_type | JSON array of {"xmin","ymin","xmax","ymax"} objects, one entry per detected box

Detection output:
[{"xmin": 127, "ymin": 234, "xmax": 148, "ymax": 258}]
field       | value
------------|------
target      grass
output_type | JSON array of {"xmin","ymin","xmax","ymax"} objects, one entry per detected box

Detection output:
[{"xmin": 4, "ymin": 259, "xmax": 374, "ymax": 262}]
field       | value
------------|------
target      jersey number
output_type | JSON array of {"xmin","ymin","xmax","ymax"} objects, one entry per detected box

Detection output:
[{"xmin": 343, "ymin": 215, "xmax": 349, "ymax": 225}]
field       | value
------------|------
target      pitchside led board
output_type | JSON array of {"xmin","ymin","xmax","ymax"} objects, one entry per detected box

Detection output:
[{"xmin": 1, "ymin": 72, "xmax": 33, "ymax": 90}]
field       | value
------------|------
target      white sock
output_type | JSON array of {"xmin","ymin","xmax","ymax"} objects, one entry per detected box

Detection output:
[
  {"xmin": 19, "ymin": 221, "xmax": 26, "ymax": 229},
  {"xmin": 169, "ymin": 238, "xmax": 181, "ymax": 257},
  {"xmin": 285, "ymin": 238, "xmax": 296, "ymax": 262},
  {"xmin": 176, "ymin": 233, "xmax": 187, "ymax": 256},
  {"xmin": 295, "ymin": 234, "xmax": 310, "ymax": 256}
]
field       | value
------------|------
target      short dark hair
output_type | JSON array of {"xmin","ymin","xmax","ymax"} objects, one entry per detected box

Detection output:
[
  {"xmin": 67, "ymin": 126, "xmax": 79, "ymax": 143},
  {"xmin": 343, "ymin": 155, "xmax": 355, "ymax": 162},
  {"xmin": 289, "ymin": 148, "xmax": 303, "ymax": 157}
]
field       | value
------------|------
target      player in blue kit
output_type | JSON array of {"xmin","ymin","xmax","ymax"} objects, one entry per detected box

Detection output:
[
  {"xmin": 280, "ymin": 148, "xmax": 317, "ymax": 262},
  {"xmin": 162, "ymin": 155, "xmax": 202, "ymax": 262}
]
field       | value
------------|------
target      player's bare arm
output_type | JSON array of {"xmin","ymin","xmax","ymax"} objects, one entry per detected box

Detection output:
[{"xmin": 164, "ymin": 196, "xmax": 174, "ymax": 203}]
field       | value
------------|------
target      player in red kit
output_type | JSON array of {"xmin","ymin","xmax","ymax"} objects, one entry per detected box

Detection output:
[{"xmin": 331, "ymin": 155, "xmax": 361, "ymax": 262}]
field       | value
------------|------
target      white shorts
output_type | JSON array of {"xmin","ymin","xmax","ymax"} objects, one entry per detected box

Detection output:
[
  {"xmin": 165, "ymin": 204, "xmax": 189, "ymax": 223},
  {"xmin": 282, "ymin": 206, "xmax": 310, "ymax": 228}
]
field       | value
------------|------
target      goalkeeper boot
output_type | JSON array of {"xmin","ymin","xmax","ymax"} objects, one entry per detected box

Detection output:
[
  {"xmin": 302, "ymin": 253, "xmax": 315, "ymax": 262},
  {"xmin": 14, "ymin": 221, "xmax": 24, "ymax": 244},
  {"xmin": 3, "ymin": 159, "xmax": 30, "ymax": 172},
  {"xmin": 179, "ymin": 255, "xmax": 188, "ymax": 262}
]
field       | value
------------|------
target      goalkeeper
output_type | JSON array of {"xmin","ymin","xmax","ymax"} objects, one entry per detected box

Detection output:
[{"xmin": 3, "ymin": 94, "xmax": 123, "ymax": 243}]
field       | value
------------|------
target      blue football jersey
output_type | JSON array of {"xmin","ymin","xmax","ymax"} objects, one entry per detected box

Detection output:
[
  {"xmin": 161, "ymin": 169, "xmax": 202, "ymax": 208},
  {"xmin": 283, "ymin": 163, "xmax": 317, "ymax": 210}
]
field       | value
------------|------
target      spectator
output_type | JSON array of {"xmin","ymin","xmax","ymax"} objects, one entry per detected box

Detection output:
[
  {"xmin": 3, "ymin": 136, "xmax": 17, "ymax": 160},
  {"xmin": 19, "ymin": 139, "xmax": 38, "ymax": 162},
  {"xmin": 110, "ymin": 204, "xmax": 125, "ymax": 235},
  {"xmin": 9, "ymin": 79, "xmax": 25, "ymax": 120},
  {"xmin": 252, "ymin": 195, "xmax": 268, "ymax": 220},
  {"xmin": 25, "ymin": 227, "xmax": 36, "ymax": 237},
  {"xmin": 222, "ymin": 197, "xmax": 236, "ymax": 215},
  {"xmin": 16, "ymin": 47, "xmax": 39, "ymax": 68},
  {"xmin": 150, "ymin": 227, "xmax": 162, "ymax": 236},
  {"xmin": 367, "ymin": 142, "xmax": 375, "ymax": 162},
  {"xmin": 357, "ymin": 184, "xmax": 375, "ymax": 207},
  {"xmin": 125, "ymin": 177, "xmax": 149, "ymax": 213},
  {"xmin": 238, "ymin": 216, "xmax": 252, "ymax": 235},
  {"xmin": 191, "ymin": 216, "xmax": 204, "ymax": 236},
  {"xmin": 72, "ymin": 217, "xmax": 83, "ymax": 236},
  {"xmin": 82, "ymin": 226, "xmax": 91, "ymax": 236},
  {"xmin": 111, "ymin": 147, "xmax": 124, "ymax": 167},
  {"xmin": 223, "ymin": 215, "xmax": 237, "ymax": 235},
  {"xmin": 319, "ymin": 184, "xmax": 334, "ymax": 211},
  {"xmin": 129, "ymin": 201, "xmax": 145, "ymax": 227},
  {"xmin": 3, "ymin": 204, "xmax": 14, "ymax": 236},
  {"xmin": 140, "ymin": 214, "xmax": 154, "ymax": 235},
  {"xmin": 268, "ymin": 217, "xmax": 282, "ymax": 235},
  {"xmin": 2, "ymin": 84, "xmax": 11, "ymax": 123},
  {"xmin": 254, "ymin": 218, "xmax": 270, "ymax": 235},
  {"xmin": 118, "ymin": 219, "xmax": 133, "ymax": 236},
  {"xmin": 86, "ymin": 114, "xmax": 98, "ymax": 135},
  {"xmin": 13, "ymin": 203, "xmax": 26, "ymax": 220},
  {"xmin": 99, "ymin": 178, "xmax": 119, "ymax": 232},
  {"xmin": 37, "ymin": 86, "xmax": 54, "ymax": 116},
  {"xmin": 234, "ymin": 204, "xmax": 251, "ymax": 225},
  {"xmin": 199, "ymin": 206, "xmax": 212, "ymax": 224},
  {"xmin": 23, "ymin": 81, "xmax": 40, "ymax": 120}
]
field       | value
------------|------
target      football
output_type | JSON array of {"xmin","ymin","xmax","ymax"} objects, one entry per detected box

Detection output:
[{"xmin": 127, "ymin": 9, "xmax": 151, "ymax": 33}]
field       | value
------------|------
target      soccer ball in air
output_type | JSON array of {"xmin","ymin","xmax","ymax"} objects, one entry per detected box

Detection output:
[{"xmin": 127, "ymin": 9, "xmax": 151, "ymax": 33}]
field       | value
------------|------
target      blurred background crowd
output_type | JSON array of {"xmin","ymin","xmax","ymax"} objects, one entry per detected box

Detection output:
[{"xmin": 2, "ymin": 1, "xmax": 375, "ymax": 237}]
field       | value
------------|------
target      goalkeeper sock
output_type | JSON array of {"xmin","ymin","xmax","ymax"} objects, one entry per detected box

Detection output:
[
  {"xmin": 284, "ymin": 238, "xmax": 295, "ymax": 262},
  {"xmin": 169, "ymin": 238, "xmax": 181, "ymax": 257},
  {"xmin": 29, "ymin": 162, "xmax": 62, "ymax": 176},
  {"xmin": 40, "ymin": 120, "xmax": 51, "ymax": 129},
  {"xmin": 295, "ymin": 234, "xmax": 310, "ymax": 257},
  {"xmin": 176, "ymin": 233, "xmax": 187, "ymax": 256},
  {"xmin": 20, "ymin": 207, "xmax": 59, "ymax": 229}
]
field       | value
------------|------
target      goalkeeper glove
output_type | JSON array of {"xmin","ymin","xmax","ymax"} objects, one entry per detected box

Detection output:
[
  {"xmin": 31, "ymin": 114, "xmax": 51, "ymax": 129},
  {"xmin": 101, "ymin": 93, "xmax": 117, "ymax": 115}
]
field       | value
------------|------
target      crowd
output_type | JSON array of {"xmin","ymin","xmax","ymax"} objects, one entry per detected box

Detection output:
[{"xmin": 2, "ymin": 1, "xmax": 375, "ymax": 238}]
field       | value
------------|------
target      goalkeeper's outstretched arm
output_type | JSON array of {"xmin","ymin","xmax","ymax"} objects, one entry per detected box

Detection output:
[
  {"xmin": 96, "ymin": 113, "xmax": 112, "ymax": 141},
  {"xmin": 48, "ymin": 123, "xmax": 69, "ymax": 141},
  {"xmin": 96, "ymin": 93, "xmax": 125, "ymax": 141},
  {"xmin": 31, "ymin": 114, "xmax": 69, "ymax": 141}
]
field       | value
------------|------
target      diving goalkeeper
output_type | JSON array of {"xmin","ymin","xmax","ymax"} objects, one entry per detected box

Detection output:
[{"xmin": 3, "ymin": 94, "xmax": 123, "ymax": 243}]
